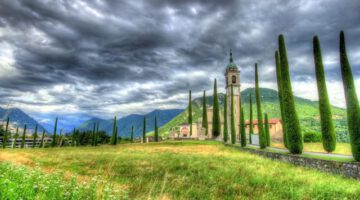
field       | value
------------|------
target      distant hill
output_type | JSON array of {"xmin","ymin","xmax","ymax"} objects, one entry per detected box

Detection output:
[
  {"xmin": 0, "ymin": 107, "xmax": 47, "ymax": 133},
  {"xmin": 78, "ymin": 109, "xmax": 183, "ymax": 137},
  {"xmin": 159, "ymin": 88, "xmax": 348, "ymax": 137}
]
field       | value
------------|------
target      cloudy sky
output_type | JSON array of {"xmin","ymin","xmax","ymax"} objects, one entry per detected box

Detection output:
[{"xmin": 0, "ymin": 0, "xmax": 359, "ymax": 122}]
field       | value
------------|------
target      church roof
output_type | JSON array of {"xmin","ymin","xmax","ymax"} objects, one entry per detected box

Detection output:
[{"xmin": 226, "ymin": 49, "xmax": 238, "ymax": 69}]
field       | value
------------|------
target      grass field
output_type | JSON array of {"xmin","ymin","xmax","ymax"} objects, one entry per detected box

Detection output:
[
  {"xmin": 271, "ymin": 142, "xmax": 352, "ymax": 155},
  {"xmin": 1, "ymin": 141, "xmax": 360, "ymax": 199}
]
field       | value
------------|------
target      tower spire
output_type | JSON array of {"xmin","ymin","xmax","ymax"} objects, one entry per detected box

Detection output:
[{"xmin": 229, "ymin": 48, "xmax": 233, "ymax": 63}]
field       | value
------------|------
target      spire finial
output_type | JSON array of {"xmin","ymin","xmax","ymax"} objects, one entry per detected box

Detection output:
[{"xmin": 229, "ymin": 48, "xmax": 233, "ymax": 63}]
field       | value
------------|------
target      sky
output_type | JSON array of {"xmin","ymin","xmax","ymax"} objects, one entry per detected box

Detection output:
[{"xmin": 0, "ymin": 0, "xmax": 360, "ymax": 124}]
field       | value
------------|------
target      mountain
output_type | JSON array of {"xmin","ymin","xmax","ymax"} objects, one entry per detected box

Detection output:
[
  {"xmin": 78, "ymin": 109, "xmax": 184, "ymax": 137},
  {"xmin": 0, "ymin": 107, "xmax": 47, "ymax": 133},
  {"xmin": 160, "ymin": 88, "xmax": 348, "ymax": 137}
]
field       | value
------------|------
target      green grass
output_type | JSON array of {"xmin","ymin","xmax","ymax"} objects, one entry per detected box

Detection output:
[
  {"xmin": 272, "ymin": 142, "xmax": 352, "ymax": 155},
  {"xmin": 1, "ymin": 141, "xmax": 360, "ymax": 199}
]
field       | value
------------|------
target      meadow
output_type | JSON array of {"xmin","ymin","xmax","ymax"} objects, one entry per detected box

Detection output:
[{"xmin": 0, "ymin": 141, "xmax": 360, "ymax": 200}]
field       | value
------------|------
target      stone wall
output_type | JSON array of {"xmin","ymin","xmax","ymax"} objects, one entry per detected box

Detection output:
[{"xmin": 231, "ymin": 145, "xmax": 360, "ymax": 179}]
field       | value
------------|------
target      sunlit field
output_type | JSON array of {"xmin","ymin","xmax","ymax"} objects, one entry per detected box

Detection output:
[
  {"xmin": 1, "ymin": 141, "xmax": 359, "ymax": 199},
  {"xmin": 271, "ymin": 142, "xmax": 352, "ymax": 155}
]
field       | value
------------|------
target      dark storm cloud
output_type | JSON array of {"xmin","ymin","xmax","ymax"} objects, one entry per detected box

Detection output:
[{"xmin": 0, "ymin": 0, "xmax": 359, "ymax": 117}]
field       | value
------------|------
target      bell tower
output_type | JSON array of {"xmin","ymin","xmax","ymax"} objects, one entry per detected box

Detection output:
[{"xmin": 225, "ymin": 49, "xmax": 241, "ymax": 142}]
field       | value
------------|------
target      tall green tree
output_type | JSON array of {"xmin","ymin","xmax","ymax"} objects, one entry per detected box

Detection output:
[
  {"xmin": 313, "ymin": 36, "xmax": 336, "ymax": 153},
  {"xmin": 110, "ymin": 116, "xmax": 117, "ymax": 145},
  {"xmin": 58, "ymin": 129, "xmax": 63, "ymax": 147},
  {"xmin": 94, "ymin": 123, "xmax": 99, "ymax": 146},
  {"xmin": 40, "ymin": 130, "xmax": 45, "ymax": 148},
  {"xmin": 131, "ymin": 126, "xmax": 134, "ymax": 143},
  {"xmin": 264, "ymin": 113, "xmax": 271, "ymax": 147},
  {"xmin": 51, "ymin": 117, "xmax": 58, "ymax": 147},
  {"xmin": 32, "ymin": 124, "xmax": 38, "ymax": 148},
  {"xmin": 240, "ymin": 107, "xmax": 246, "ymax": 147},
  {"xmin": 223, "ymin": 95, "xmax": 228, "ymax": 142},
  {"xmin": 249, "ymin": 93, "xmax": 253, "ymax": 144},
  {"xmin": 21, "ymin": 125, "xmax": 26, "ymax": 148},
  {"xmin": 3, "ymin": 117, "xmax": 9, "ymax": 148},
  {"xmin": 202, "ymin": 90, "xmax": 208, "ymax": 136},
  {"xmin": 92, "ymin": 122, "xmax": 96, "ymax": 146},
  {"xmin": 12, "ymin": 127, "xmax": 19, "ymax": 148},
  {"xmin": 339, "ymin": 31, "xmax": 360, "ymax": 161},
  {"xmin": 255, "ymin": 63, "xmax": 266, "ymax": 149},
  {"xmin": 278, "ymin": 34, "xmax": 303, "ymax": 154},
  {"xmin": 142, "ymin": 116, "xmax": 147, "ymax": 143},
  {"xmin": 72, "ymin": 128, "xmax": 76, "ymax": 147},
  {"xmin": 154, "ymin": 116, "xmax": 159, "ymax": 142},
  {"xmin": 188, "ymin": 90, "xmax": 193, "ymax": 136},
  {"xmin": 275, "ymin": 51, "xmax": 288, "ymax": 148},
  {"xmin": 212, "ymin": 79, "xmax": 221, "ymax": 138},
  {"xmin": 230, "ymin": 85, "xmax": 236, "ymax": 144}
]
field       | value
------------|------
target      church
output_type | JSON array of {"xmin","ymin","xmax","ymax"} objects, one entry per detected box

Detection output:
[
  {"xmin": 169, "ymin": 49, "xmax": 241, "ymax": 141},
  {"xmin": 168, "ymin": 50, "xmax": 283, "ymax": 143}
]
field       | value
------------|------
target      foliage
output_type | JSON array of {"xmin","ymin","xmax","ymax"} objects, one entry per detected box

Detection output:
[
  {"xmin": 240, "ymin": 107, "xmax": 246, "ymax": 147},
  {"xmin": 154, "ymin": 116, "xmax": 159, "ymax": 142},
  {"xmin": 278, "ymin": 34, "xmax": 303, "ymax": 154},
  {"xmin": 131, "ymin": 126, "xmax": 134, "ymax": 143},
  {"xmin": 249, "ymin": 93, "xmax": 253, "ymax": 144},
  {"xmin": 202, "ymin": 90, "xmax": 208, "ymax": 135},
  {"xmin": 264, "ymin": 113, "xmax": 270, "ymax": 147},
  {"xmin": 339, "ymin": 31, "xmax": 360, "ymax": 161},
  {"xmin": 212, "ymin": 79, "xmax": 221, "ymax": 138},
  {"xmin": 32, "ymin": 124, "xmax": 38, "ymax": 148},
  {"xmin": 21, "ymin": 124, "xmax": 26, "ymax": 148},
  {"xmin": 0, "ymin": 162, "xmax": 124, "ymax": 199},
  {"xmin": 223, "ymin": 95, "xmax": 228, "ymax": 142},
  {"xmin": 313, "ymin": 36, "xmax": 336, "ymax": 153},
  {"xmin": 1, "ymin": 141, "xmax": 360, "ymax": 199},
  {"xmin": 303, "ymin": 131, "xmax": 322, "ymax": 143},
  {"xmin": 142, "ymin": 116, "xmax": 146, "ymax": 143},
  {"xmin": 255, "ymin": 63, "xmax": 266, "ymax": 149},
  {"xmin": 275, "ymin": 51, "xmax": 288, "ymax": 148},
  {"xmin": 3, "ymin": 117, "xmax": 9, "ymax": 148},
  {"xmin": 188, "ymin": 90, "xmax": 193, "ymax": 136},
  {"xmin": 52, "ymin": 117, "xmax": 58, "ymax": 147},
  {"xmin": 110, "ymin": 116, "xmax": 117, "ymax": 145}
]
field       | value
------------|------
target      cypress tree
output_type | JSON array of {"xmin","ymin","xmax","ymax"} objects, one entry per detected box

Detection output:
[
  {"xmin": 12, "ymin": 127, "xmax": 19, "ymax": 148},
  {"xmin": 339, "ymin": 31, "xmax": 360, "ymax": 161},
  {"xmin": 92, "ymin": 122, "xmax": 96, "ymax": 146},
  {"xmin": 58, "ymin": 129, "xmax": 63, "ymax": 147},
  {"xmin": 264, "ymin": 113, "xmax": 271, "ymax": 147},
  {"xmin": 223, "ymin": 95, "xmax": 228, "ymax": 142},
  {"xmin": 230, "ymin": 85, "xmax": 236, "ymax": 144},
  {"xmin": 255, "ymin": 63, "xmax": 266, "ymax": 149},
  {"xmin": 313, "ymin": 36, "xmax": 336, "ymax": 153},
  {"xmin": 188, "ymin": 90, "xmax": 193, "ymax": 136},
  {"xmin": 21, "ymin": 125, "xmax": 26, "ymax": 148},
  {"xmin": 240, "ymin": 107, "xmax": 246, "ymax": 147},
  {"xmin": 154, "ymin": 116, "xmax": 159, "ymax": 142},
  {"xmin": 32, "ymin": 124, "xmax": 38, "ymax": 148},
  {"xmin": 142, "ymin": 116, "xmax": 147, "ymax": 143},
  {"xmin": 3, "ymin": 117, "xmax": 9, "ymax": 148},
  {"xmin": 51, "ymin": 117, "xmax": 58, "ymax": 147},
  {"xmin": 95, "ymin": 123, "xmax": 99, "ymax": 146},
  {"xmin": 212, "ymin": 79, "xmax": 221, "ymax": 138},
  {"xmin": 110, "ymin": 116, "xmax": 117, "ymax": 145},
  {"xmin": 275, "ymin": 51, "xmax": 288, "ymax": 148},
  {"xmin": 40, "ymin": 130, "xmax": 45, "ymax": 148},
  {"xmin": 131, "ymin": 125, "xmax": 134, "ymax": 143},
  {"xmin": 202, "ymin": 90, "xmax": 208, "ymax": 136},
  {"xmin": 249, "ymin": 93, "xmax": 253, "ymax": 144},
  {"xmin": 72, "ymin": 128, "xmax": 76, "ymax": 147},
  {"xmin": 278, "ymin": 34, "xmax": 303, "ymax": 154}
]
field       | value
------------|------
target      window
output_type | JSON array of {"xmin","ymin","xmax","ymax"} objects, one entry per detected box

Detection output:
[{"xmin": 232, "ymin": 75, "xmax": 236, "ymax": 83}]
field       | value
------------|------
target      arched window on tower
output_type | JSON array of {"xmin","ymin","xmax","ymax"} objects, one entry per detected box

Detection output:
[{"xmin": 232, "ymin": 75, "xmax": 236, "ymax": 84}]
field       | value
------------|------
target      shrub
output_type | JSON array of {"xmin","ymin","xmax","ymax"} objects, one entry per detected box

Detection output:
[{"xmin": 303, "ymin": 131, "xmax": 322, "ymax": 143}]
